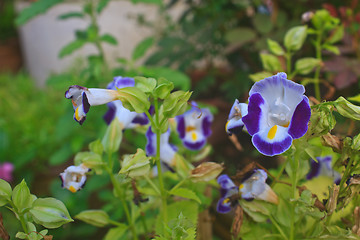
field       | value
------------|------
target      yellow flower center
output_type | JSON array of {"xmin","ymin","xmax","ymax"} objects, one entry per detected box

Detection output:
[
  {"xmin": 267, "ymin": 125, "xmax": 278, "ymax": 140},
  {"xmin": 69, "ymin": 186, "xmax": 77, "ymax": 193}
]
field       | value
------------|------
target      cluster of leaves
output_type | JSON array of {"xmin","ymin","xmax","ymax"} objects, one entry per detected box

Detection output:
[{"xmin": 0, "ymin": 179, "xmax": 72, "ymax": 240}]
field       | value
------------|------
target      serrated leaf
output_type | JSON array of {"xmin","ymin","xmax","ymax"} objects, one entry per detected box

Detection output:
[
  {"xmin": 284, "ymin": 26, "xmax": 307, "ymax": 51},
  {"xmin": 100, "ymin": 34, "xmax": 118, "ymax": 45},
  {"xmin": 58, "ymin": 12, "xmax": 84, "ymax": 20},
  {"xmin": 75, "ymin": 210, "xmax": 110, "ymax": 227},
  {"xmin": 15, "ymin": 0, "xmax": 63, "ymax": 26},
  {"xmin": 295, "ymin": 58, "xmax": 321, "ymax": 75},
  {"xmin": 132, "ymin": 37, "xmax": 154, "ymax": 60},
  {"xmin": 97, "ymin": 0, "xmax": 111, "ymax": 13},
  {"xmin": 169, "ymin": 188, "xmax": 201, "ymax": 203},
  {"xmin": 59, "ymin": 40, "xmax": 86, "ymax": 58},
  {"xmin": 30, "ymin": 198, "xmax": 73, "ymax": 228}
]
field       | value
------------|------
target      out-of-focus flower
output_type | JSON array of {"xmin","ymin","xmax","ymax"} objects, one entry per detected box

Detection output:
[
  {"xmin": 190, "ymin": 162, "xmax": 224, "ymax": 182},
  {"xmin": 307, "ymin": 156, "xmax": 341, "ymax": 184},
  {"xmin": 65, "ymin": 85, "xmax": 121, "ymax": 125},
  {"xmin": 225, "ymin": 99, "xmax": 248, "ymax": 135},
  {"xmin": 242, "ymin": 72, "xmax": 311, "ymax": 156},
  {"xmin": 145, "ymin": 127, "xmax": 177, "ymax": 167},
  {"xmin": 175, "ymin": 102, "xmax": 213, "ymax": 151},
  {"xmin": 60, "ymin": 164, "xmax": 90, "ymax": 193},
  {"xmin": 239, "ymin": 169, "xmax": 278, "ymax": 204},
  {"xmin": 217, "ymin": 174, "xmax": 239, "ymax": 214},
  {"xmin": 0, "ymin": 162, "xmax": 14, "ymax": 182},
  {"xmin": 104, "ymin": 76, "xmax": 149, "ymax": 129}
]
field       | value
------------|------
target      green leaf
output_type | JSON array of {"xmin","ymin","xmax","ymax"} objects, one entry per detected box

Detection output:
[
  {"xmin": 295, "ymin": 58, "xmax": 321, "ymax": 75},
  {"xmin": 249, "ymin": 71, "xmax": 273, "ymax": 82},
  {"xmin": 0, "ymin": 179, "xmax": 12, "ymax": 202},
  {"xmin": 117, "ymin": 87, "xmax": 150, "ymax": 113},
  {"xmin": 12, "ymin": 180, "xmax": 32, "ymax": 213},
  {"xmin": 284, "ymin": 26, "xmax": 307, "ymax": 51},
  {"xmin": 253, "ymin": 14, "xmax": 273, "ymax": 34},
  {"xmin": 134, "ymin": 76, "xmax": 157, "ymax": 93},
  {"xmin": 59, "ymin": 40, "xmax": 86, "ymax": 58},
  {"xmin": 260, "ymin": 53, "xmax": 283, "ymax": 72},
  {"xmin": 163, "ymin": 91, "xmax": 192, "ymax": 118},
  {"xmin": 29, "ymin": 198, "xmax": 73, "ymax": 228},
  {"xmin": 131, "ymin": 0, "xmax": 162, "ymax": 5},
  {"xmin": 323, "ymin": 44, "xmax": 340, "ymax": 55},
  {"xmin": 104, "ymin": 225, "xmax": 128, "ymax": 240},
  {"xmin": 15, "ymin": 232, "xmax": 27, "ymax": 239},
  {"xmin": 240, "ymin": 200, "xmax": 271, "ymax": 222},
  {"xmin": 100, "ymin": 34, "xmax": 118, "ymax": 45},
  {"xmin": 267, "ymin": 39, "xmax": 285, "ymax": 56},
  {"xmin": 327, "ymin": 24, "xmax": 344, "ymax": 44},
  {"xmin": 74, "ymin": 152, "xmax": 104, "ymax": 173},
  {"xmin": 58, "ymin": 12, "xmax": 84, "ymax": 20},
  {"xmin": 169, "ymin": 188, "xmax": 201, "ymax": 204},
  {"xmin": 89, "ymin": 139, "xmax": 103, "ymax": 155},
  {"xmin": 97, "ymin": 0, "xmax": 111, "ymax": 13},
  {"xmin": 153, "ymin": 77, "xmax": 174, "ymax": 99},
  {"xmin": 335, "ymin": 97, "xmax": 360, "ymax": 121},
  {"xmin": 15, "ymin": 0, "xmax": 63, "ymax": 26},
  {"xmin": 119, "ymin": 149, "xmax": 150, "ymax": 177},
  {"xmin": 224, "ymin": 27, "xmax": 256, "ymax": 45},
  {"xmin": 132, "ymin": 37, "xmax": 154, "ymax": 60},
  {"xmin": 102, "ymin": 119, "xmax": 123, "ymax": 154},
  {"xmin": 75, "ymin": 210, "xmax": 110, "ymax": 227}
]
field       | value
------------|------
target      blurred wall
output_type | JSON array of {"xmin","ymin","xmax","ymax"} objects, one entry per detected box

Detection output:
[{"xmin": 15, "ymin": 1, "xmax": 184, "ymax": 87}]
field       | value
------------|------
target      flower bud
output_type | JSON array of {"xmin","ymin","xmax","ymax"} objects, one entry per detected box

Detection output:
[{"xmin": 190, "ymin": 162, "xmax": 224, "ymax": 182}]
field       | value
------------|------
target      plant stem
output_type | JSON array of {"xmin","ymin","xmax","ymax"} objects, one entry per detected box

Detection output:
[
  {"xmin": 289, "ymin": 150, "xmax": 300, "ymax": 240},
  {"xmin": 144, "ymin": 175, "xmax": 161, "ymax": 195},
  {"xmin": 19, "ymin": 214, "xmax": 29, "ymax": 236},
  {"xmin": 269, "ymin": 214, "xmax": 288, "ymax": 240},
  {"xmin": 314, "ymin": 29, "xmax": 323, "ymax": 101},
  {"xmin": 339, "ymin": 154, "xmax": 355, "ymax": 195},
  {"xmin": 153, "ymin": 98, "xmax": 168, "ymax": 232},
  {"xmin": 105, "ymin": 165, "xmax": 138, "ymax": 240}
]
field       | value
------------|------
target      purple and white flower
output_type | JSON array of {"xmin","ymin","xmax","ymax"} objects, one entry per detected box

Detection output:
[
  {"xmin": 103, "ymin": 76, "xmax": 149, "ymax": 129},
  {"xmin": 65, "ymin": 85, "xmax": 121, "ymax": 125},
  {"xmin": 0, "ymin": 162, "xmax": 14, "ymax": 182},
  {"xmin": 216, "ymin": 174, "xmax": 239, "ymax": 214},
  {"xmin": 239, "ymin": 169, "xmax": 278, "ymax": 204},
  {"xmin": 242, "ymin": 72, "xmax": 311, "ymax": 156},
  {"xmin": 60, "ymin": 164, "xmax": 90, "ymax": 193},
  {"xmin": 225, "ymin": 99, "xmax": 248, "ymax": 135},
  {"xmin": 145, "ymin": 127, "xmax": 177, "ymax": 167},
  {"xmin": 307, "ymin": 156, "xmax": 341, "ymax": 184},
  {"xmin": 175, "ymin": 102, "xmax": 213, "ymax": 151}
]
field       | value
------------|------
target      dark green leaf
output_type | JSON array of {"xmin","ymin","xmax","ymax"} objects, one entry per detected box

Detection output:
[
  {"xmin": 58, "ymin": 12, "xmax": 84, "ymax": 20},
  {"xmin": 131, "ymin": 0, "xmax": 162, "ymax": 5},
  {"xmin": 225, "ymin": 27, "xmax": 256, "ymax": 45},
  {"xmin": 104, "ymin": 225, "xmax": 128, "ymax": 240},
  {"xmin": 59, "ymin": 40, "xmax": 86, "ymax": 58},
  {"xmin": 100, "ymin": 34, "xmax": 118, "ymax": 45},
  {"xmin": 132, "ymin": 37, "xmax": 154, "ymax": 60},
  {"xmin": 253, "ymin": 14, "xmax": 273, "ymax": 34},
  {"xmin": 97, "ymin": 0, "xmax": 111, "ymax": 13},
  {"xmin": 327, "ymin": 24, "xmax": 344, "ymax": 44}
]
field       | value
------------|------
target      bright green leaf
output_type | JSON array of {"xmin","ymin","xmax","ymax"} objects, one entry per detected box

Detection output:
[
  {"xmin": 89, "ymin": 139, "xmax": 103, "ymax": 155},
  {"xmin": 295, "ymin": 58, "xmax": 321, "ymax": 75},
  {"xmin": 102, "ymin": 119, "xmax": 123, "ymax": 154},
  {"xmin": 100, "ymin": 34, "xmax": 118, "ymax": 45},
  {"xmin": 169, "ymin": 188, "xmax": 201, "ymax": 204},
  {"xmin": 153, "ymin": 77, "xmax": 174, "ymax": 99},
  {"xmin": 260, "ymin": 53, "xmax": 283, "ymax": 72},
  {"xmin": 30, "ymin": 198, "xmax": 73, "ymax": 228},
  {"xmin": 74, "ymin": 152, "xmax": 104, "ymax": 172},
  {"xmin": 327, "ymin": 24, "xmax": 344, "ymax": 44},
  {"xmin": 117, "ymin": 87, "xmax": 150, "ymax": 113},
  {"xmin": 249, "ymin": 71, "xmax": 273, "ymax": 82},
  {"xmin": 284, "ymin": 26, "xmax": 307, "ymax": 51},
  {"xmin": 131, "ymin": 0, "xmax": 162, "ymax": 5},
  {"xmin": 75, "ymin": 210, "xmax": 110, "ymax": 227},
  {"xmin": 132, "ymin": 37, "xmax": 154, "ymax": 60},
  {"xmin": 134, "ymin": 76, "xmax": 157, "ymax": 93},
  {"xmin": 267, "ymin": 39, "xmax": 285, "ymax": 56},
  {"xmin": 59, "ymin": 40, "xmax": 86, "ymax": 58},
  {"xmin": 323, "ymin": 44, "xmax": 340, "ymax": 55},
  {"xmin": 119, "ymin": 149, "xmax": 150, "ymax": 177},
  {"xmin": 104, "ymin": 225, "xmax": 128, "ymax": 240},
  {"xmin": 58, "ymin": 12, "xmax": 84, "ymax": 20},
  {"xmin": 12, "ymin": 180, "xmax": 32, "ymax": 213},
  {"xmin": 97, "ymin": 0, "xmax": 111, "ymax": 13},
  {"xmin": 163, "ymin": 91, "xmax": 192, "ymax": 118},
  {"xmin": 335, "ymin": 97, "xmax": 360, "ymax": 121},
  {"xmin": 0, "ymin": 178, "xmax": 11, "ymax": 201}
]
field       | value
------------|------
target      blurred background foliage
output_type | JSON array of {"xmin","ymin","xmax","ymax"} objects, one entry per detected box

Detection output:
[{"xmin": 1, "ymin": 0, "xmax": 360, "ymax": 239}]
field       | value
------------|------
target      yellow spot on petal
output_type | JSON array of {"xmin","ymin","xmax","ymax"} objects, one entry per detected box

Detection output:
[
  {"xmin": 267, "ymin": 125, "xmax": 277, "ymax": 140},
  {"xmin": 186, "ymin": 126, "xmax": 196, "ymax": 132},
  {"xmin": 191, "ymin": 132, "xmax": 197, "ymax": 141},
  {"xmin": 223, "ymin": 198, "xmax": 230, "ymax": 204},
  {"xmin": 69, "ymin": 186, "xmax": 77, "ymax": 193},
  {"xmin": 282, "ymin": 122, "xmax": 290, "ymax": 128},
  {"xmin": 75, "ymin": 107, "xmax": 81, "ymax": 121},
  {"xmin": 239, "ymin": 184, "xmax": 244, "ymax": 190},
  {"xmin": 225, "ymin": 121, "xmax": 229, "ymax": 132}
]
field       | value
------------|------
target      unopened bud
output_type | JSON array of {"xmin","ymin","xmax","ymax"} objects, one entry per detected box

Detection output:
[{"xmin": 190, "ymin": 162, "xmax": 224, "ymax": 182}]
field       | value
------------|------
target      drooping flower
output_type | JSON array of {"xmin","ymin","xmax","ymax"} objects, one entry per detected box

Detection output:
[
  {"xmin": 145, "ymin": 127, "xmax": 177, "ymax": 167},
  {"xmin": 65, "ymin": 85, "xmax": 121, "ymax": 125},
  {"xmin": 190, "ymin": 162, "xmax": 224, "ymax": 182},
  {"xmin": 103, "ymin": 76, "xmax": 149, "ymax": 129},
  {"xmin": 217, "ymin": 174, "xmax": 239, "ymax": 214},
  {"xmin": 60, "ymin": 164, "xmax": 90, "ymax": 193},
  {"xmin": 239, "ymin": 169, "xmax": 278, "ymax": 204},
  {"xmin": 242, "ymin": 72, "xmax": 311, "ymax": 156},
  {"xmin": 307, "ymin": 156, "xmax": 341, "ymax": 184},
  {"xmin": 175, "ymin": 102, "xmax": 213, "ymax": 151},
  {"xmin": 225, "ymin": 99, "xmax": 248, "ymax": 135},
  {"xmin": 0, "ymin": 162, "xmax": 14, "ymax": 182}
]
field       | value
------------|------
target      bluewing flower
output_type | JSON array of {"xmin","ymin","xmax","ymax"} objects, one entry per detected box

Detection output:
[
  {"xmin": 65, "ymin": 85, "xmax": 121, "ymax": 125},
  {"xmin": 60, "ymin": 164, "xmax": 90, "ymax": 193},
  {"xmin": 239, "ymin": 169, "xmax": 278, "ymax": 204},
  {"xmin": 145, "ymin": 127, "xmax": 177, "ymax": 167},
  {"xmin": 103, "ymin": 76, "xmax": 149, "ymax": 129},
  {"xmin": 225, "ymin": 99, "xmax": 248, "ymax": 135},
  {"xmin": 175, "ymin": 102, "xmax": 213, "ymax": 151},
  {"xmin": 307, "ymin": 156, "xmax": 341, "ymax": 184},
  {"xmin": 216, "ymin": 174, "xmax": 239, "ymax": 214},
  {"xmin": 242, "ymin": 72, "xmax": 311, "ymax": 156}
]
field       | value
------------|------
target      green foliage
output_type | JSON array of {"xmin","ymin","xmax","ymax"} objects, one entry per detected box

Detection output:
[
  {"xmin": 284, "ymin": 26, "xmax": 308, "ymax": 51},
  {"xmin": 169, "ymin": 188, "xmax": 201, "ymax": 204},
  {"xmin": 162, "ymin": 91, "xmax": 192, "ymax": 118},
  {"xmin": 102, "ymin": 119, "xmax": 123, "ymax": 154},
  {"xmin": 295, "ymin": 58, "xmax": 322, "ymax": 75},
  {"xmin": 59, "ymin": 40, "xmax": 86, "ymax": 58},
  {"xmin": 119, "ymin": 149, "xmax": 150, "ymax": 177},
  {"xmin": 132, "ymin": 37, "xmax": 154, "ymax": 61},
  {"xmin": 75, "ymin": 210, "xmax": 110, "ymax": 227}
]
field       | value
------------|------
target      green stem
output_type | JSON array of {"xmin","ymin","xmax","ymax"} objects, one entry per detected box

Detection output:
[
  {"xmin": 105, "ymin": 165, "xmax": 138, "ymax": 240},
  {"xmin": 144, "ymin": 175, "xmax": 161, "ymax": 195},
  {"xmin": 271, "ymin": 158, "xmax": 288, "ymax": 188},
  {"xmin": 170, "ymin": 178, "xmax": 187, "ymax": 192},
  {"xmin": 339, "ymin": 154, "xmax": 355, "ymax": 195},
  {"xmin": 314, "ymin": 29, "xmax": 323, "ymax": 101},
  {"xmin": 19, "ymin": 214, "xmax": 29, "ymax": 236},
  {"xmin": 153, "ymin": 98, "xmax": 168, "ymax": 231},
  {"xmin": 269, "ymin": 214, "xmax": 288, "ymax": 240},
  {"xmin": 289, "ymin": 150, "xmax": 300, "ymax": 240}
]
